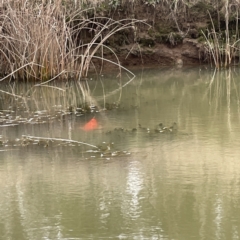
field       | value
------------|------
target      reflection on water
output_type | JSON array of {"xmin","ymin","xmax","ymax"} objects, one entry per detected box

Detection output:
[
  {"xmin": 125, "ymin": 161, "xmax": 143, "ymax": 219},
  {"xmin": 1, "ymin": 67, "xmax": 240, "ymax": 239}
]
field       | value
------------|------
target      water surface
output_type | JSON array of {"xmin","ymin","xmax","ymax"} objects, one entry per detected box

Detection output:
[{"xmin": 1, "ymin": 67, "xmax": 240, "ymax": 240}]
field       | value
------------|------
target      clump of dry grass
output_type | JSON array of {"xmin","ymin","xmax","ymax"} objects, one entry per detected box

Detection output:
[
  {"xmin": 0, "ymin": 1, "xmax": 67, "ymax": 80},
  {"xmin": 0, "ymin": 0, "xmax": 141, "ymax": 81},
  {"xmin": 201, "ymin": 1, "xmax": 240, "ymax": 68},
  {"xmin": 2, "ymin": 0, "xmax": 239, "ymax": 79}
]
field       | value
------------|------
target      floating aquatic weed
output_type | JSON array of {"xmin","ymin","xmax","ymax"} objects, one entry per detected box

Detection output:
[
  {"xmin": 0, "ymin": 140, "xmax": 4, "ymax": 146},
  {"xmin": 104, "ymin": 122, "xmax": 179, "ymax": 141},
  {"xmin": 100, "ymin": 150, "xmax": 131, "ymax": 158},
  {"xmin": 105, "ymin": 102, "xmax": 120, "ymax": 111},
  {"xmin": 35, "ymin": 110, "xmax": 48, "ymax": 115},
  {"xmin": 75, "ymin": 108, "xmax": 85, "ymax": 115},
  {"xmin": 86, "ymin": 149, "xmax": 101, "ymax": 153},
  {"xmin": 94, "ymin": 141, "xmax": 131, "ymax": 159},
  {"xmin": 0, "ymin": 135, "xmax": 123, "ymax": 158}
]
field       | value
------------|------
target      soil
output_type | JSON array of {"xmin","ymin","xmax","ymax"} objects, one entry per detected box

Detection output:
[
  {"xmin": 92, "ymin": 1, "xmax": 232, "ymax": 69},
  {"xmin": 116, "ymin": 39, "xmax": 203, "ymax": 67},
  {"xmin": 98, "ymin": 40, "xmax": 203, "ymax": 72}
]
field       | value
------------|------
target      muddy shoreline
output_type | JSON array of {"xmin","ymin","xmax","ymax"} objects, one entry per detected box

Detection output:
[
  {"xmin": 93, "ymin": 1, "xmax": 240, "ymax": 69},
  {"xmin": 96, "ymin": 39, "xmax": 204, "ymax": 72},
  {"xmin": 118, "ymin": 39, "xmax": 203, "ymax": 67}
]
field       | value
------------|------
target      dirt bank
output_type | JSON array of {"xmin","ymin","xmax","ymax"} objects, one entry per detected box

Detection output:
[
  {"xmin": 116, "ymin": 39, "xmax": 204, "ymax": 67},
  {"xmin": 92, "ymin": 1, "xmax": 238, "ymax": 68},
  {"xmin": 98, "ymin": 39, "xmax": 203, "ymax": 71}
]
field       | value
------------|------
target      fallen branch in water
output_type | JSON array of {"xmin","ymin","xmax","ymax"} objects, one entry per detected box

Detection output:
[{"xmin": 23, "ymin": 135, "xmax": 99, "ymax": 149}]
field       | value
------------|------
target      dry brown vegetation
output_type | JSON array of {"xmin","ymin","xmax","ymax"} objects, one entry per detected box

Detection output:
[
  {"xmin": 0, "ymin": 0, "xmax": 240, "ymax": 81},
  {"xmin": 0, "ymin": 0, "xmax": 142, "ymax": 81}
]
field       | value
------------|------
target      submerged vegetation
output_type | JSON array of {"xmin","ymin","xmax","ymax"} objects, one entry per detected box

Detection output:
[
  {"xmin": 0, "ymin": 117, "xmax": 177, "ymax": 159},
  {"xmin": 0, "ymin": 65, "xmax": 238, "ymax": 157},
  {"xmin": 0, "ymin": 0, "xmax": 240, "ymax": 152}
]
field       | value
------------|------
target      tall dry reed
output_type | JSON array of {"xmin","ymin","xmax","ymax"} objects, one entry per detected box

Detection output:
[
  {"xmin": 0, "ymin": 0, "xmax": 140, "ymax": 81},
  {"xmin": 200, "ymin": 1, "xmax": 240, "ymax": 68}
]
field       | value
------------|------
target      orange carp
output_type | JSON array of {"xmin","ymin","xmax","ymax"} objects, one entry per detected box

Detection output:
[{"xmin": 83, "ymin": 118, "xmax": 98, "ymax": 131}]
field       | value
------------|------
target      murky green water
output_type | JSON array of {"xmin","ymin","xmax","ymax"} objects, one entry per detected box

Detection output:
[{"xmin": 1, "ymin": 67, "xmax": 240, "ymax": 240}]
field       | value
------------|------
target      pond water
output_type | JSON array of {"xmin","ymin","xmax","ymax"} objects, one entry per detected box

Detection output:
[{"xmin": 1, "ymin": 66, "xmax": 240, "ymax": 240}]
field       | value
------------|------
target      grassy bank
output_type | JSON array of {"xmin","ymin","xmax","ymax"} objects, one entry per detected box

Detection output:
[{"xmin": 0, "ymin": 0, "xmax": 240, "ymax": 82}]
